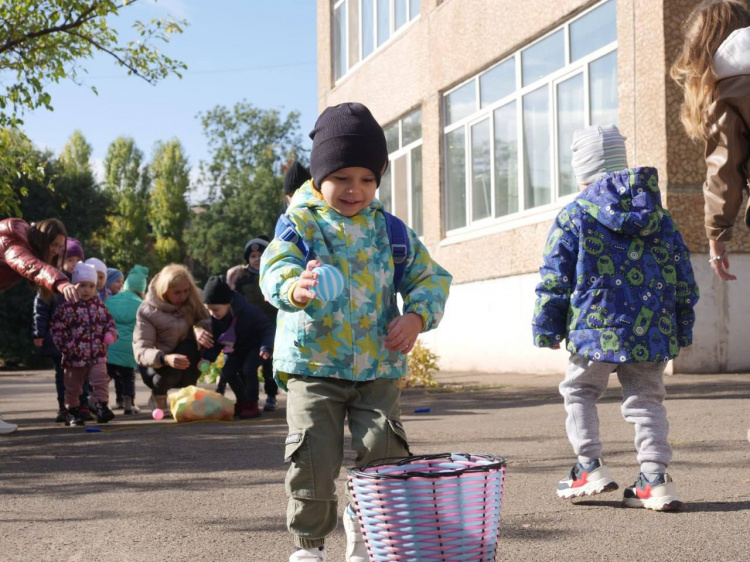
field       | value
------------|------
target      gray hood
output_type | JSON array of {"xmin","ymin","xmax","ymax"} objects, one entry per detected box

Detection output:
[{"xmin": 714, "ymin": 26, "xmax": 750, "ymax": 80}]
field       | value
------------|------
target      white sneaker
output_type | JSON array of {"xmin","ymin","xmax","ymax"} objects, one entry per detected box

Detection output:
[
  {"xmin": 289, "ymin": 547, "xmax": 325, "ymax": 561},
  {"xmin": 0, "ymin": 417, "xmax": 18, "ymax": 434},
  {"xmin": 343, "ymin": 506, "xmax": 369, "ymax": 562},
  {"xmin": 556, "ymin": 458, "xmax": 618, "ymax": 499}
]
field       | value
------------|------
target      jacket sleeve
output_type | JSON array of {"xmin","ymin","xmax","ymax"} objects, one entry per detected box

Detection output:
[
  {"xmin": 3, "ymin": 237, "xmax": 69, "ymax": 293},
  {"xmin": 236, "ymin": 303, "xmax": 275, "ymax": 352},
  {"xmin": 49, "ymin": 305, "xmax": 67, "ymax": 354},
  {"xmin": 32, "ymin": 294, "xmax": 51, "ymax": 339},
  {"xmin": 673, "ymin": 229, "xmax": 699, "ymax": 347},
  {"xmin": 260, "ymin": 214, "xmax": 309, "ymax": 313},
  {"xmin": 532, "ymin": 209, "xmax": 579, "ymax": 347},
  {"xmin": 133, "ymin": 305, "xmax": 163, "ymax": 368},
  {"xmin": 398, "ymin": 229, "xmax": 452, "ymax": 333},
  {"xmin": 704, "ymin": 103, "xmax": 750, "ymax": 242}
]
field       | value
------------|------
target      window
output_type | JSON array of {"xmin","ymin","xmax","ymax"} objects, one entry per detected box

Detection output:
[
  {"xmin": 442, "ymin": 0, "xmax": 618, "ymax": 232},
  {"xmin": 334, "ymin": 0, "xmax": 421, "ymax": 81},
  {"xmin": 334, "ymin": 3, "xmax": 347, "ymax": 81},
  {"xmin": 379, "ymin": 108, "xmax": 424, "ymax": 235}
]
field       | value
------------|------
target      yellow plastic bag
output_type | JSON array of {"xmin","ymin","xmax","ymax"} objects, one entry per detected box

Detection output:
[{"xmin": 168, "ymin": 385, "xmax": 234, "ymax": 422}]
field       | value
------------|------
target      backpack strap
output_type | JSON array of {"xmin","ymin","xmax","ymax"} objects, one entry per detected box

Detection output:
[
  {"xmin": 274, "ymin": 214, "xmax": 310, "ymax": 262},
  {"xmin": 274, "ymin": 211, "xmax": 409, "ymax": 292},
  {"xmin": 383, "ymin": 210, "xmax": 409, "ymax": 291}
]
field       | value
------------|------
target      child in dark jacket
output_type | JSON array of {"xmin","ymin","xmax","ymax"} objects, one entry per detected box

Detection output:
[
  {"xmin": 532, "ymin": 125, "xmax": 699, "ymax": 512},
  {"xmin": 201, "ymin": 276, "xmax": 274, "ymax": 419},
  {"xmin": 233, "ymin": 236, "xmax": 279, "ymax": 411},
  {"xmin": 51, "ymin": 263, "xmax": 118, "ymax": 426},
  {"xmin": 32, "ymin": 236, "xmax": 91, "ymax": 422}
]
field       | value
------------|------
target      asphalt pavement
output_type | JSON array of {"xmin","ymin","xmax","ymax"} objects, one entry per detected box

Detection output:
[{"xmin": 1, "ymin": 369, "xmax": 748, "ymax": 561}]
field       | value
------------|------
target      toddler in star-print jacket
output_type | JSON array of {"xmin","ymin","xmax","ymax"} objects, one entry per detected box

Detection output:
[
  {"xmin": 260, "ymin": 102, "xmax": 451, "ymax": 561},
  {"xmin": 532, "ymin": 125, "xmax": 699, "ymax": 513}
]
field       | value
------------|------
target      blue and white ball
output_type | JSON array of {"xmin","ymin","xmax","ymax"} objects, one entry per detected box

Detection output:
[{"xmin": 313, "ymin": 264, "xmax": 345, "ymax": 301}]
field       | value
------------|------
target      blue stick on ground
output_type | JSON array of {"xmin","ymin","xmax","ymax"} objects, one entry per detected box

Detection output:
[
  {"xmin": 85, "ymin": 427, "xmax": 102, "ymax": 432},
  {"xmin": 414, "ymin": 407, "xmax": 431, "ymax": 413}
]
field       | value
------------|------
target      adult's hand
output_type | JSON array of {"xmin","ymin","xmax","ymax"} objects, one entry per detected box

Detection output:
[
  {"xmin": 194, "ymin": 326, "xmax": 214, "ymax": 349},
  {"xmin": 33, "ymin": 338, "xmax": 44, "ymax": 347},
  {"xmin": 709, "ymin": 239, "xmax": 737, "ymax": 281},
  {"xmin": 165, "ymin": 354, "xmax": 190, "ymax": 370},
  {"xmin": 61, "ymin": 283, "xmax": 79, "ymax": 302}
]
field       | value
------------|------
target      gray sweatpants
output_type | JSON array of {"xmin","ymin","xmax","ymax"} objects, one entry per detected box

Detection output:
[{"xmin": 560, "ymin": 354, "xmax": 672, "ymax": 473}]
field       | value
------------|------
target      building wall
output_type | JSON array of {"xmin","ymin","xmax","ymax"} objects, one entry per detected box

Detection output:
[{"xmin": 317, "ymin": 0, "xmax": 750, "ymax": 373}]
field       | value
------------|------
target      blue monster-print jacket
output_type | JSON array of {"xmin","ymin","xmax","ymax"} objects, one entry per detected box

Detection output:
[{"xmin": 532, "ymin": 167, "xmax": 699, "ymax": 363}]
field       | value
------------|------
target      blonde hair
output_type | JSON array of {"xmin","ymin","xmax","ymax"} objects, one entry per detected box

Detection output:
[
  {"xmin": 152, "ymin": 264, "xmax": 208, "ymax": 324},
  {"xmin": 671, "ymin": 0, "xmax": 750, "ymax": 142}
]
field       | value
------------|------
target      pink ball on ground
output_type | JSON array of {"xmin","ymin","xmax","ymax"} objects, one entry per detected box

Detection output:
[{"xmin": 152, "ymin": 408, "xmax": 164, "ymax": 420}]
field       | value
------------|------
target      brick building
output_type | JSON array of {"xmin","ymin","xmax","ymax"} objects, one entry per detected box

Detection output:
[{"xmin": 317, "ymin": 0, "xmax": 750, "ymax": 374}]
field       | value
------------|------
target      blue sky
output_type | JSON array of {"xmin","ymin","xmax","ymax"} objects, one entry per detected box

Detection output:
[{"xmin": 20, "ymin": 0, "xmax": 318, "ymax": 198}]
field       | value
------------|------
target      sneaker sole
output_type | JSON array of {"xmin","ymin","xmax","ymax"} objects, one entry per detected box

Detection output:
[
  {"xmin": 558, "ymin": 479, "xmax": 619, "ymax": 499},
  {"xmin": 623, "ymin": 496, "xmax": 684, "ymax": 511}
]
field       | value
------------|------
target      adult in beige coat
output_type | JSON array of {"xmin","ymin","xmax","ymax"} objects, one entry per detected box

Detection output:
[{"xmin": 133, "ymin": 264, "xmax": 212, "ymax": 413}]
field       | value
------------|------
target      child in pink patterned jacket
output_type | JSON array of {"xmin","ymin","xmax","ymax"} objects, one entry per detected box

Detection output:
[{"xmin": 51, "ymin": 263, "xmax": 118, "ymax": 427}]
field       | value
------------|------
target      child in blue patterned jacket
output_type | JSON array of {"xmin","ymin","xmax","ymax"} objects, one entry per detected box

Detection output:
[
  {"xmin": 261, "ymin": 102, "xmax": 452, "ymax": 562},
  {"xmin": 532, "ymin": 125, "xmax": 699, "ymax": 512}
]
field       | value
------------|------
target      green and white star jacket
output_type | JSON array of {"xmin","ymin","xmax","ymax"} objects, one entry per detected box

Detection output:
[{"xmin": 260, "ymin": 183, "xmax": 452, "ymax": 383}]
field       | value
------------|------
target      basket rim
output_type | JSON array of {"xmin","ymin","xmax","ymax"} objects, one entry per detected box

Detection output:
[{"xmin": 347, "ymin": 452, "xmax": 507, "ymax": 480}]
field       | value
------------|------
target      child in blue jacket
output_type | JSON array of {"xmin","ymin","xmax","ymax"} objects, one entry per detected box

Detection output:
[
  {"xmin": 532, "ymin": 125, "xmax": 699, "ymax": 512},
  {"xmin": 261, "ymin": 103, "xmax": 451, "ymax": 561}
]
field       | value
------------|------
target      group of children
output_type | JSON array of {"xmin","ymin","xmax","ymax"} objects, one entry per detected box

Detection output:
[
  {"xmin": 31, "ymin": 237, "xmax": 151, "ymax": 425},
  {"xmin": 20, "ymin": 3, "xmax": 747, "ymax": 559}
]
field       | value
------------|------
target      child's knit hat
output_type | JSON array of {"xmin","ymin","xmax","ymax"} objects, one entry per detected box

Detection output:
[
  {"xmin": 123, "ymin": 265, "xmax": 149, "ymax": 294},
  {"xmin": 203, "ymin": 276, "xmax": 233, "ymax": 305},
  {"xmin": 72, "ymin": 263, "xmax": 97, "ymax": 285},
  {"xmin": 106, "ymin": 268, "xmax": 124, "ymax": 288},
  {"xmin": 244, "ymin": 237, "xmax": 269, "ymax": 262},
  {"xmin": 570, "ymin": 125, "xmax": 628, "ymax": 185},
  {"xmin": 85, "ymin": 257, "xmax": 107, "ymax": 275},
  {"xmin": 283, "ymin": 161, "xmax": 312, "ymax": 196},
  {"xmin": 309, "ymin": 102, "xmax": 388, "ymax": 188},
  {"xmin": 65, "ymin": 237, "xmax": 84, "ymax": 261}
]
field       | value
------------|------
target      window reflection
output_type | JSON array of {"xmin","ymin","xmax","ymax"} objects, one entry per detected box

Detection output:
[
  {"xmin": 557, "ymin": 74, "xmax": 585, "ymax": 196},
  {"xmin": 523, "ymin": 87, "xmax": 551, "ymax": 208},
  {"xmin": 494, "ymin": 102, "xmax": 518, "ymax": 217},
  {"xmin": 521, "ymin": 30, "xmax": 564, "ymax": 87},
  {"xmin": 471, "ymin": 119, "xmax": 492, "ymax": 221}
]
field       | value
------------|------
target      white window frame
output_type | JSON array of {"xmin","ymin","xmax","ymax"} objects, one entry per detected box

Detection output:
[
  {"xmin": 378, "ymin": 110, "xmax": 424, "ymax": 234},
  {"xmin": 333, "ymin": 0, "xmax": 421, "ymax": 85},
  {"xmin": 441, "ymin": 0, "xmax": 617, "ymax": 240}
]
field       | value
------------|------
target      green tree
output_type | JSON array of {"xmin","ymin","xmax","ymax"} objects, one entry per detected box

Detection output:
[
  {"xmin": 99, "ymin": 136, "xmax": 152, "ymax": 271},
  {"xmin": 0, "ymin": 0, "xmax": 186, "ymax": 216},
  {"xmin": 59, "ymin": 130, "xmax": 93, "ymax": 174},
  {"xmin": 150, "ymin": 139, "xmax": 190, "ymax": 264},
  {"xmin": 185, "ymin": 102, "xmax": 306, "ymax": 282}
]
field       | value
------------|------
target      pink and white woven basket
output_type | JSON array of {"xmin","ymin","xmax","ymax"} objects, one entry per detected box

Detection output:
[{"xmin": 347, "ymin": 453, "xmax": 506, "ymax": 562}]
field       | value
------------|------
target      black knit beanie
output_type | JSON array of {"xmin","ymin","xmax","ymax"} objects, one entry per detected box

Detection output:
[
  {"xmin": 309, "ymin": 102, "xmax": 388, "ymax": 188},
  {"xmin": 203, "ymin": 276, "xmax": 233, "ymax": 304},
  {"xmin": 283, "ymin": 161, "xmax": 312, "ymax": 195}
]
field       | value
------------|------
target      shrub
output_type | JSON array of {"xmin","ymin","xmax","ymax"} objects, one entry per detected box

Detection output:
[{"xmin": 400, "ymin": 340, "xmax": 440, "ymax": 389}]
